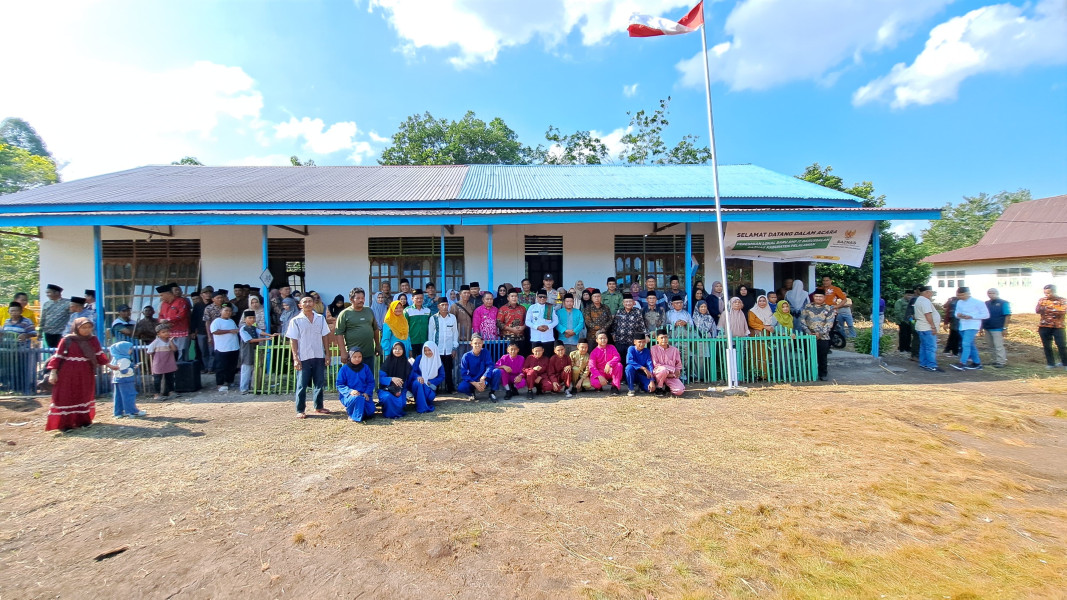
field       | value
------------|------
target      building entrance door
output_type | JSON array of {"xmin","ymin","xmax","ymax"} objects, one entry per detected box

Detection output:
[{"xmin": 524, "ymin": 236, "xmax": 563, "ymax": 289}]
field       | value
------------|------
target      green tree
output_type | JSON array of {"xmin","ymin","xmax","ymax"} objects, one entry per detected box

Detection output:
[
  {"xmin": 171, "ymin": 156, "xmax": 204, "ymax": 166},
  {"xmin": 798, "ymin": 163, "xmax": 931, "ymax": 316},
  {"xmin": 379, "ymin": 111, "xmax": 532, "ymax": 165},
  {"xmin": 1, "ymin": 118, "xmax": 52, "ymax": 159},
  {"xmin": 0, "ymin": 228, "xmax": 40, "ymax": 302},
  {"xmin": 919, "ymin": 189, "xmax": 1030, "ymax": 255},
  {"xmin": 290, "ymin": 155, "xmax": 316, "ymax": 166},
  {"xmin": 531, "ymin": 126, "xmax": 610, "ymax": 165},
  {"xmin": 618, "ymin": 97, "xmax": 711, "ymax": 165},
  {"xmin": 1, "ymin": 143, "xmax": 59, "ymax": 195}
]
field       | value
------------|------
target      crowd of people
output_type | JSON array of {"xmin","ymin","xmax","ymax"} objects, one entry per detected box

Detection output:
[
  {"xmin": 886, "ymin": 284, "xmax": 1067, "ymax": 372},
  {"xmin": 8, "ymin": 273, "xmax": 1065, "ymax": 431}
]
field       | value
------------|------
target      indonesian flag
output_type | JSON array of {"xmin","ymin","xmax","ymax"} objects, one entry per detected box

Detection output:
[{"xmin": 627, "ymin": 2, "xmax": 704, "ymax": 37}]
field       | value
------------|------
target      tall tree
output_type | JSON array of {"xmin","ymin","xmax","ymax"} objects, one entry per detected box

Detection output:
[
  {"xmin": 618, "ymin": 97, "xmax": 711, "ymax": 165},
  {"xmin": 290, "ymin": 155, "xmax": 316, "ymax": 166},
  {"xmin": 531, "ymin": 126, "xmax": 610, "ymax": 165},
  {"xmin": 798, "ymin": 163, "xmax": 931, "ymax": 316},
  {"xmin": 920, "ymin": 189, "xmax": 1030, "ymax": 255},
  {"xmin": 379, "ymin": 111, "xmax": 532, "ymax": 166},
  {"xmin": 0, "ymin": 118, "xmax": 52, "ymax": 158},
  {"xmin": 171, "ymin": 156, "xmax": 204, "ymax": 166},
  {"xmin": 0, "ymin": 143, "xmax": 59, "ymax": 195}
]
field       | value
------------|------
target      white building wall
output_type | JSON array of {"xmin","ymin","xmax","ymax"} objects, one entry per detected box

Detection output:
[{"xmin": 926, "ymin": 258, "xmax": 1067, "ymax": 309}]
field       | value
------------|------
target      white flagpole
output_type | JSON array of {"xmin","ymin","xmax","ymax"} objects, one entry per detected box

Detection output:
[{"xmin": 698, "ymin": 4, "xmax": 739, "ymax": 388}]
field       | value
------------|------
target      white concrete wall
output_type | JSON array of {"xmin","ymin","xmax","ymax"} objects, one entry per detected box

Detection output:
[{"xmin": 926, "ymin": 259, "xmax": 1067, "ymax": 309}]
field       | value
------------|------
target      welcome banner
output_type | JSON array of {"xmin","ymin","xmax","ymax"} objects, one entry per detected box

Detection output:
[{"xmin": 723, "ymin": 221, "xmax": 875, "ymax": 267}]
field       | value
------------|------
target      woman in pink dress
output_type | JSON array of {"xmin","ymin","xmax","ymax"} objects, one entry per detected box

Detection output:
[
  {"xmin": 472, "ymin": 292, "xmax": 500, "ymax": 341},
  {"xmin": 45, "ymin": 317, "xmax": 110, "ymax": 431},
  {"xmin": 589, "ymin": 332, "xmax": 622, "ymax": 394},
  {"xmin": 495, "ymin": 341, "xmax": 526, "ymax": 399}
]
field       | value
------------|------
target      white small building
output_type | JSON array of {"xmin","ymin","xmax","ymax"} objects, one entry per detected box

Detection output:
[{"xmin": 924, "ymin": 194, "xmax": 1067, "ymax": 309}]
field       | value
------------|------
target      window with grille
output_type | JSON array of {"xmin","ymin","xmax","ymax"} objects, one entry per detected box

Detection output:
[
  {"xmin": 268, "ymin": 239, "xmax": 305, "ymax": 293},
  {"xmin": 936, "ymin": 270, "xmax": 966, "ymax": 289},
  {"xmin": 102, "ymin": 239, "xmax": 201, "ymax": 322},
  {"xmin": 368, "ymin": 237, "xmax": 465, "ymax": 295},
  {"xmin": 996, "ymin": 267, "xmax": 1030, "ymax": 287},
  {"xmin": 614, "ymin": 235, "xmax": 705, "ymax": 288}
]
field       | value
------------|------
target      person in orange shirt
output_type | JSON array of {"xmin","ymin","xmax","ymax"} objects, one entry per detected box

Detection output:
[{"xmin": 820, "ymin": 276, "xmax": 854, "ymax": 338}]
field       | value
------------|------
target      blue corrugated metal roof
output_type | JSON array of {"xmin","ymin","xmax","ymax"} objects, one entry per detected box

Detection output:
[{"xmin": 457, "ymin": 164, "xmax": 863, "ymax": 204}]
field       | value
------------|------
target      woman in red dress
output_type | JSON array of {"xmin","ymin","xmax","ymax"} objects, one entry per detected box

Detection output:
[{"xmin": 45, "ymin": 317, "xmax": 109, "ymax": 431}]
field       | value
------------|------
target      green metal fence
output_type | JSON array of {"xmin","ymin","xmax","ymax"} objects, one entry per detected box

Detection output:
[{"xmin": 249, "ymin": 333, "xmax": 817, "ymax": 395}]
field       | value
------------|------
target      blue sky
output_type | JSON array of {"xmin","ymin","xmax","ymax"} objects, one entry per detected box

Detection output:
[{"xmin": 3, "ymin": 0, "xmax": 1065, "ymax": 233}]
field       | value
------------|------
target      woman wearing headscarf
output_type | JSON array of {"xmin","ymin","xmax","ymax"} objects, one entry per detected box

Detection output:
[
  {"xmin": 371, "ymin": 291, "xmax": 389, "ymax": 327},
  {"xmin": 493, "ymin": 284, "xmax": 511, "ymax": 309},
  {"xmin": 691, "ymin": 300, "xmax": 718, "ymax": 382},
  {"xmin": 279, "ymin": 297, "xmax": 299, "ymax": 338},
  {"xmin": 409, "ymin": 341, "xmax": 445, "ymax": 413},
  {"xmin": 747, "ymin": 295, "xmax": 777, "ymax": 336},
  {"xmin": 446, "ymin": 289, "xmax": 459, "ymax": 308},
  {"xmin": 472, "ymin": 291, "xmax": 500, "ymax": 341},
  {"xmin": 737, "ymin": 285, "xmax": 756, "ymax": 315},
  {"xmin": 691, "ymin": 279, "xmax": 706, "ymax": 304},
  {"xmin": 785, "ymin": 280, "xmax": 810, "ymax": 326},
  {"xmin": 719, "ymin": 298, "xmax": 751, "ymax": 338},
  {"xmin": 248, "ymin": 294, "xmax": 267, "ymax": 331},
  {"xmin": 377, "ymin": 342, "xmax": 411, "ymax": 419},
  {"xmin": 337, "ymin": 347, "xmax": 376, "ymax": 422},
  {"xmin": 707, "ymin": 281, "xmax": 727, "ymax": 323},
  {"xmin": 45, "ymin": 317, "xmax": 109, "ymax": 431},
  {"xmin": 772, "ymin": 300, "xmax": 795, "ymax": 336},
  {"xmin": 629, "ymin": 281, "xmax": 642, "ymax": 300},
  {"xmin": 381, "ymin": 299, "xmax": 412, "ymax": 356}
]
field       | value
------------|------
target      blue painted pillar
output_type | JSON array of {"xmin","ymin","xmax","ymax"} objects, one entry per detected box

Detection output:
[
  {"xmin": 262, "ymin": 225, "xmax": 270, "ymax": 334},
  {"xmin": 487, "ymin": 225, "xmax": 494, "ymax": 292},
  {"xmin": 684, "ymin": 223, "xmax": 693, "ymax": 310},
  {"xmin": 93, "ymin": 226, "xmax": 105, "ymax": 340},
  {"xmin": 871, "ymin": 222, "xmax": 881, "ymax": 357},
  {"xmin": 440, "ymin": 226, "xmax": 447, "ymax": 292}
]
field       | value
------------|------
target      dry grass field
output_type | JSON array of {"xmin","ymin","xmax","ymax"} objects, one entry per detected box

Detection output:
[{"xmin": 1, "ymin": 318, "xmax": 1066, "ymax": 599}]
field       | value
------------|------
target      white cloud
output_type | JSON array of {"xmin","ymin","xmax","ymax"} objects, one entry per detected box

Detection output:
[
  {"xmin": 368, "ymin": 130, "xmax": 391, "ymax": 144},
  {"xmin": 365, "ymin": 0, "xmax": 695, "ymax": 67},
  {"xmin": 676, "ymin": 0, "xmax": 953, "ymax": 91},
  {"xmin": 854, "ymin": 0, "xmax": 1067, "ymax": 108},
  {"xmin": 274, "ymin": 117, "xmax": 361, "ymax": 154},
  {"xmin": 2, "ymin": 58, "xmax": 265, "ymax": 180},
  {"xmin": 623, "ymin": 83, "xmax": 640, "ymax": 97},
  {"xmin": 591, "ymin": 127, "xmax": 631, "ymax": 161},
  {"xmin": 890, "ymin": 221, "xmax": 923, "ymax": 237}
]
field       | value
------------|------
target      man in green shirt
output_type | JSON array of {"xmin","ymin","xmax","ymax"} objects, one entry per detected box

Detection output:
[
  {"xmin": 890, "ymin": 289, "xmax": 915, "ymax": 353},
  {"xmin": 601, "ymin": 277, "xmax": 624, "ymax": 315},
  {"xmin": 334, "ymin": 287, "xmax": 380, "ymax": 364},
  {"xmin": 405, "ymin": 289, "xmax": 432, "ymax": 357}
]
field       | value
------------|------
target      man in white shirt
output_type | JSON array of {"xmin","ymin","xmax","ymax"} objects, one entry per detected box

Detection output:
[
  {"xmin": 428, "ymin": 297, "xmax": 459, "ymax": 394},
  {"xmin": 526, "ymin": 288, "xmax": 560, "ymax": 351},
  {"xmin": 951, "ymin": 286, "xmax": 990, "ymax": 371},
  {"xmin": 913, "ymin": 286, "xmax": 943, "ymax": 372},
  {"xmin": 665, "ymin": 295, "xmax": 693, "ymax": 335},
  {"xmin": 287, "ymin": 296, "xmax": 331, "ymax": 418}
]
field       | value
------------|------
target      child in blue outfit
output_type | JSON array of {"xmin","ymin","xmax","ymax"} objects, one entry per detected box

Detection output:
[{"xmin": 109, "ymin": 341, "xmax": 146, "ymax": 417}]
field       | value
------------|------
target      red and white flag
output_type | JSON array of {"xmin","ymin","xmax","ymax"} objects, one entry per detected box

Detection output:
[{"xmin": 627, "ymin": 2, "xmax": 704, "ymax": 37}]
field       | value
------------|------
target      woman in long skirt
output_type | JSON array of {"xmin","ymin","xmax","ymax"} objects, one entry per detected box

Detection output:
[
  {"xmin": 337, "ymin": 347, "xmax": 376, "ymax": 422},
  {"xmin": 45, "ymin": 317, "xmax": 110, "ymax": 431},
  {"xmin": 377, "ymin": 342, "xmax": 411, "ymax": 418},
  {"xmin": 409, "ymin": 341, "xmax": 444, "ymax": 413}
]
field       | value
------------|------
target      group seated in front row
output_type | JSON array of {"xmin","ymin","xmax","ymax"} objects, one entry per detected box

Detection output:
[{"xmin": 332, "ymin": 331, "xmax": 688, "ymax": 422}]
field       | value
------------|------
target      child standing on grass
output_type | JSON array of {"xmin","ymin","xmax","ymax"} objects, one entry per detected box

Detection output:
[
  {"xmin": 108, "ymin": 340, "xmax": 145, "ymax": 417},
  {"xmin": 238, "ymin": 309, "xmax": 276, "ymax": 394},
  {"xmin": 146, "ymin": 323, "xmax": 179, "ymax": 400}
]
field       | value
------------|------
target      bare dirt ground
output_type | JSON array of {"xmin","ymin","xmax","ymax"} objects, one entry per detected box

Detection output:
[{"xmin": 2, "ymin": 326, "xmax": 1066, "ymax": 599}]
